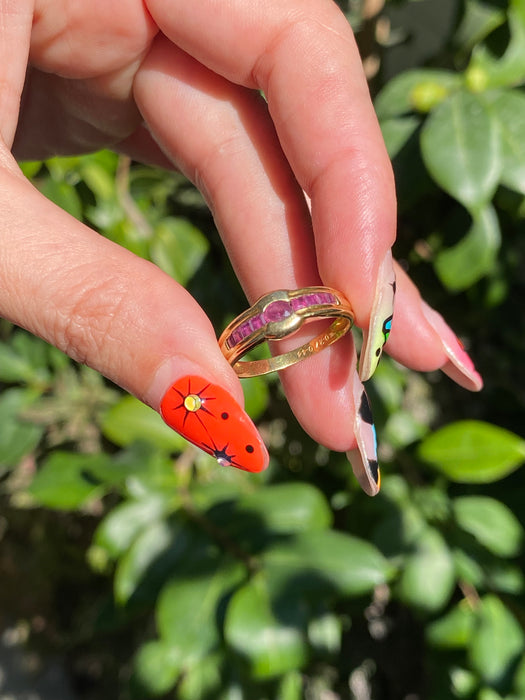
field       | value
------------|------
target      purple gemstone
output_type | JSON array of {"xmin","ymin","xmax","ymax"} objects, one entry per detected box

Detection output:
[
  {"xmin": 305, "ymin": 293, "xmax": 322, "ymax": 305},
  {"xmin": 263, "ymin": 300, "xmax": 293, "ymax": 323},
  {"xmin": 291, "ymin": 296, "xmax": 308, "ymax": 311},
  {"xmin": 239, "ymin": 321, "xmax": 253, "ymax": 339},
  {"xmin": 228, "ymin": 329, "xmax": 243, "ymax": 347},
  {"xmin": 250, "ymin": 315, "xmax": 264, "ymax": 331}
]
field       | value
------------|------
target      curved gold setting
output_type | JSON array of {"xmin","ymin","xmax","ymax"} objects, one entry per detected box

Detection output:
[{"xmin": 218, "ymin": 287, "xmax": 354, "ymax": 378}]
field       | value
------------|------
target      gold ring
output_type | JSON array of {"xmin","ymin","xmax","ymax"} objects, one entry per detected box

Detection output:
[{"xmin": 218, "ymin": 287, "xmax": 354, "ymax": 377}]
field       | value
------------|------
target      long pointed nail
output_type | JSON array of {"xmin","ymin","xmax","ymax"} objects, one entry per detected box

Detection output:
[
  {"xmin": 359, "ymin": 250, "xmax": 396, "ymax": 382},
  {"xmin": 347, "ymin": 370, "xmax": 380, "ymax": 496},
  {"xmin": 421, "ymin": 303, "xmax": 483, "ymax": 392},
  {"xmin": 160, "ymin": 375, "xmax": 269, "ymax": 472}
]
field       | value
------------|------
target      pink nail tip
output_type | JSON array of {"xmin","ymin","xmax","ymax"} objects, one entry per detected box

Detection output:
[{"xmin": 421, "ymin": 303, "xmax": 483, "ymax": 392}]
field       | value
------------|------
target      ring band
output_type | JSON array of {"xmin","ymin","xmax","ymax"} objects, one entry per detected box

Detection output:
[{"xmin": 218, "ymin": 287, "xmax": 354, "ymax": 377}]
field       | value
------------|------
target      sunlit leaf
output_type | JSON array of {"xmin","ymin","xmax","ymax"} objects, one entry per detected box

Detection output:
[
  {"xmin": 177, "ymin": 652, "xmax": 223, "ymax": 700},
  {"xmin": 398, "ymin": 527, "xmax": 455, "ymax": 612},
  {"xmin": 150, "ymin": 217, "xmax": 209, "ymax": 286},
  {"xmin": 262, "ymin": 530, "xmax": 392, "ymax": 597},
  {"xmin": 380, "ymin": 116, "xmax": 421, "ymax": 159},
  {"xmin": 427, "ymin": 600, "xmax": 476, "ymax": 648},
  {"xmin": 453, "ymin": 495, "xmax": 523, "ymax": 557},
  {"xmin": 485, "ymin": 89, "xmax": 525, "ymax": 194},
  {"xmin": 434, "ymin": 204, "xmax": 501, "ymax": 290},
  {"xmin": 419, "ymin": 420, "xmax": 525, "ymax": 483},
  {"xmin": 114, "ymin": 517, "xmax": 192, "ymax": 605},
  {"xmin": 38, "ymin": 178, "xmax": 83, "ymax": 220},
  {"xmin": 466, "ymin": 2, "xmax": 525, "ymax": 89},
  {"xmin": 238, "ymin": 483, "xmax": 333, "ymax": 534},
  {"xmin": 28, "ymin": 451, "xmax": 110, "ymax": 509},
  {"xmin": 420, "ymin": 90, "xmax": 502, "ymax": 211},
  {"xmin": 157, "ymin": 559, "xmax": 244, "ymax": 663},
  {"xmin": 375, "ymin": 70, "xmax": 461, "ymax": 119},
  {"xmin": 224, "ymin": 573, "xmax": 309, "ymax": 679},
  {"xmin": 94, "ymin": 494, "xmax": 174, "ymax": 559},
  {"xmin": 131, "ymin": 640, "xmax": 181, "ymax": 698},
  {"xmin": 101, "ymin": 395, "xmax": 187, "ymax": 452},
  {"xmin": 277, "ymin": 671, "xmax": 304, "ymax": 700},
  {"xmin": 242, "ymin": 376, "xmax": 270, "ymax": 421},
  {"xmin": 469, "ymin": 595, "xmax": 525, "ymax": 684}
]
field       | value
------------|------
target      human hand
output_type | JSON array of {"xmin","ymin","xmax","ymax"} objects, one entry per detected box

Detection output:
[{"xmin": 2, "ymin": 0, "xmax": 481, "ymax": 494}]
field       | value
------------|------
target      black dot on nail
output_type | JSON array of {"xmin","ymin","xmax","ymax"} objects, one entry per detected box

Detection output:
[
  {"xmin": 221, "ymin": 412, "xmax": 229, "ymax": 420},
  {"xmin": 246, "ymin": 445, "xmax": 254, "ymax": 453},
  {"xmin": 375, "ymin": 348, "xmax": 381, "ymax": 357}
]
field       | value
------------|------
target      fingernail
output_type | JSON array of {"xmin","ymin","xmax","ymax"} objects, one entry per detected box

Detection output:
[
  {"xmin": 160, "ymin": 375, "xmax": 269, "ymax": 472},
  {"xmin": 421, "ymin": 303, "xmax": 483, "ymax": 392},
  {"xmin": 359, "ymin": 250, "xmax": 396, "ymax": 381},
  {"xmin": 347, "ymin": 371, "xmax": 380, "ymax": 496}
]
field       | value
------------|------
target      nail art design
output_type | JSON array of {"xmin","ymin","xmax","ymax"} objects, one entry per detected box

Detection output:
[
  {"xmin": 359, "ymin": 251, "xmax": 396, "ymax": 382},
  {"xmin": 347, "ymin": 372, "xmax": 380, "ymax": 496},
  {"xmin": 421, "ymin": 303, "xmax": 483, "ymax": 392},
  {"xmin": 160, "ymin": 376, "xmax": 268, "ymax": 472}
]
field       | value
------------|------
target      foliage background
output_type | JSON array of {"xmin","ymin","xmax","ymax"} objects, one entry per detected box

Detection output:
[{"xmin": 2, "ymin": 0, "xmax": 525, "ymax": 698}]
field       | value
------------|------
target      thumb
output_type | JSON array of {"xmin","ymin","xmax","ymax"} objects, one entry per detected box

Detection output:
[{"xmin": 0, "ymin": 164, "xmax": 268, "ymax": 472}]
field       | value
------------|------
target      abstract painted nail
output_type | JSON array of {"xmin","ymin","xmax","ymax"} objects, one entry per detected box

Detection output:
[
  {"xmin": 421, "ymin": 303, "xmax": 483, "ymax": 392},
  {"xmin": 347, "ymin": 370, "xmax": 380, "ymax": 496},
  {"xmin": 359, "ymin": 250, "xmax": 396, "ymax": 382},
  {"xmin": 160, "ymin": 376, "xmax": 268, "ymax": 472}
]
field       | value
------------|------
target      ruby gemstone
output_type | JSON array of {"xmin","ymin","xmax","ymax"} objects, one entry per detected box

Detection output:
[{"xmin": 263, "ymin": 300, "xmax": 293, "ymax": 323}]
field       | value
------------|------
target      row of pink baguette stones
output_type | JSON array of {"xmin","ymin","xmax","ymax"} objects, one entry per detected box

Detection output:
[{"xmin": 225, "ymin": 291, "xmax": 337, "ymax": 350}]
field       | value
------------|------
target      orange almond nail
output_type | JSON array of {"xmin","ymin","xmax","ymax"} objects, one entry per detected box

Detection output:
[{"xmin": 160, "ymin": 376, "xmax": 268, "ymax": 472}]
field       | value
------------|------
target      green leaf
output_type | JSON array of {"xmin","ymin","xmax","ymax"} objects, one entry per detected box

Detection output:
[
  {"xmin": 94, "ymin": 494, "xmax": 174, "ymax": 559},
  {"xmin": 513, "ymin": 653, "xmax": 525, "ymax": 696},
  {"xmin": 101, "ymin": 395, "xmax": 187, "ymax": 452},
  {"xmin": 0, "ymin": 338, "xmax": 49, "ymax": 384},
  {"xmin": 277, "ymin": 671, "xmax": 304, "ymax": 700},
  {"xmin": 262, "ymin": 530, "xmax": 391, "ymax": 597},
  {"xmin": 307, "ymin": 611, "xmax": 342, "ymax": 655},
  {"xmin": 420, "ymin": 90, "xmax": 502, "ymax": 211},
  {"xmin": 0, "ymin": 388, "xmax": 43, "ymax": 471},
  {"xmin": 398, "ymin": 527, "xmax": 455, "ymax": 613},
  {"xmin": 381, "ymin": 116, "xmax": 421, "ymax": 160},
  {"xmin": 466, "ymin": 2, "xmax": 525, "ymax": 90},
  {"xmin": 375, "ymin": 70, "xmax": 462, "ymax": 119},
  {"xmin": 114, "ymin": 517, "xmax": 192, "ymax": 605},
  {"xmin": 19, "ymin": 160, "xmax": 44, "ymax": 179},
  {"xmin": 131, "ymin": 640, "xmax": 181, "ymax": 698},
  {"xmin": 454, "ymin": 0, "xmax": 506, "ymax": 53},
  {"xmin": 434, "ymin": 204, "xmax": 501, "ymax": 291},
  {"xmin": 177, "ymin": 652, "xmax": 223, "ymax": 700},
  {"xmin": 79, "ymin": 156, "xmax": 118, "ymax": 202},
  {"xmin": 485, "ymin": 89, "xmax": 525, "ymax": 194},
  {"xmin": 150, "ymin": 217, "xmax": 209, "ymax": 285},
  {"xmin": 469, "ymin": 595, "xmax": 525, "ymax": 685},
  {"xmin": 28, "ymin": 451, "xmax": 110, "ymax": 509},
  {"xmin": 224, "ymin": 573, "xmax": 309, "ymax": 679},
  {"xmin": 157, "ymin": 559, "xmax": 244, "ymax": 663},
  {"xmin": 38, "ymin": 178, "xmax": 83, "ymax": 220},
  {"xmin": 419, "ymin": 420, "xmax": 525, "ymax": 483},
  {"xmin": 453, "ymin": 496, "xmax": 523, "ymax": 557},
  {"xmin": 242, "ymin": 376, "xmax": 270, "ymax": 421},
  {"xmin": 427, "ymin": 600, "xmax": 476, "ymax": 649},
  {"xmin": 238, "ymin": 483, "xmax": 332, "ymax": 534}
]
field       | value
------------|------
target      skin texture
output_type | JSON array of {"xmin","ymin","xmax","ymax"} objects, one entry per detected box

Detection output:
[{"xmin": 0, "ymin": 1, "xmax": 481, "ymax": 464}]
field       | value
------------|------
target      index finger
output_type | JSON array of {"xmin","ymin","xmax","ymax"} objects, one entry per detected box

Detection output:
[{"xmin": 144, "ymin": 0, "xmax": 397, "ymax": 376}]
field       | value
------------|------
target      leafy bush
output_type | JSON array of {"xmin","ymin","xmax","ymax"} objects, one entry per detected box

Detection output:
[{"xmin": 2, "ymin": 1, "xmax": 525, "ymax": 699}]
